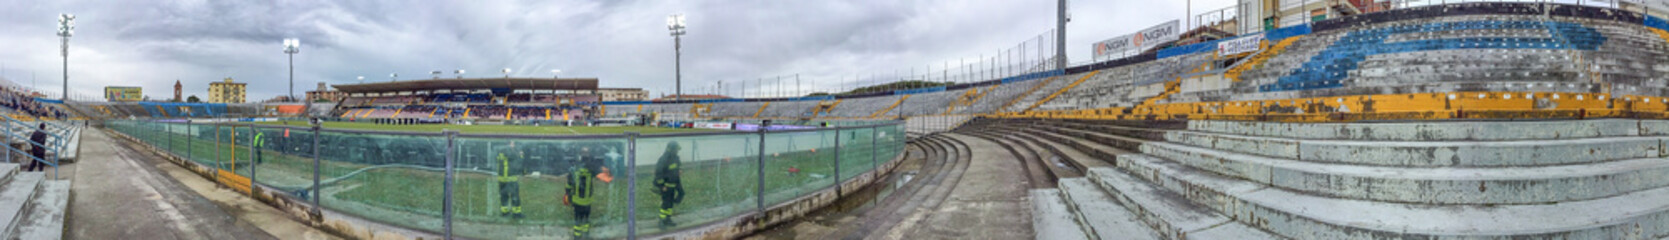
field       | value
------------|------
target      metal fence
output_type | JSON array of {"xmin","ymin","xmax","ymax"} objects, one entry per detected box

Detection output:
[{"xmin": 103, "ymin": 119, "xmax": 907, "ymax": 239}]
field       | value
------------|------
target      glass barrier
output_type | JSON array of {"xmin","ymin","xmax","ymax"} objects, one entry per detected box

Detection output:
[
  {"xmin": 837, "ymin": 127, "xmax": 875, "ymax": 181},
  {"xmin": 102, "ymin": 119, "xmax": 903, "ymax": 239},
  {"xmin": 632, "ymin": 133, "xmax": 761, "ymax": 235},
  {"xmin": 315, "ymin": 130, "xmax": 449, "ymax": 233},
  {"xmin": 761, "ymin": 129, "xmax": 837, "ymax": 207}
]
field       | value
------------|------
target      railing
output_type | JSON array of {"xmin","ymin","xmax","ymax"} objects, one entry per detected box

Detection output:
[{"xmin": 104, "ymin": 119, "xmax": 907, "ymax": 239}]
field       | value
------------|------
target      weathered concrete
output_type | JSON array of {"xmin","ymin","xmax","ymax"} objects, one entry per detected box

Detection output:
[
  {"xmin": 1188, "ymin": 119, "xmax": 1649, "ymax": 141},
  {"xmin": 0, "ymin": 172, "xmax": 41, "ymax": 239},
  {"xmin": 1105, "ymin": 153, "xmax": 1669, "ymax": 239},
  {"xmin": 1141, "ymin": 140, "xmax": 1669, "ymax": 204},
  {"xmin": 1079, "ymin": 163, "xmax": 1280, "ymax": 240},
  {"xmin": 1030, "ymin": 189, "xmax": 1093, "ymax": 240},
  {"xmin": 883, "ymin": 134, "xmax": 1033, "ymax": 240},
  {"xmin": 1056, "ymin": 178, "xmax": 1158, "ymax": 240},
  {"xmin": 14, "ymin": 180, "xmax": 67, "ymax": 240},
  {"xmin": 1167, "ymin": 124, "xmax": 1665, "ymax": 167},
  {"xmin": 68, "ymin": 129, "xmax": 290, "ymax": 240}
]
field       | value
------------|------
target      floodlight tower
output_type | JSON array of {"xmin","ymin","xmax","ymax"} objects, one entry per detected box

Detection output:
[
  {"xmin": 357, "ymin": 76, "xmax": 365, "ymax": 84},
  {"xmin": 502, "ymin": 68, "xmax": 512, "ymax": 78},
  {"xmin": 283, "ymin": 38, "xmax": 300, "ymax": 102},
  {"xmin": 432, "ymin": 71, "xmax": 443, "ymax": 79},
  {"xmin": 390, "ymin": 73, "xmax": 398, "ymax": 82},
  {"xmin": 455, "ymin": 69, "xmax": 465, "ymax": 79},
  {"xmin": 551, "ymin": 69, "xmax": 561, "ymax": 79},
  {"xmin": 667, "ymin": 14, "xmax": 687, "ymax": 101},
  {"xmin": 56, "ymin": 13, "xmax": 74, "ymax": 101}
]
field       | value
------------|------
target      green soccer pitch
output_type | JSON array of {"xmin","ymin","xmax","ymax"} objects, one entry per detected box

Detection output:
[{"xmin": 255, "ymin": 121, "xmax": 717, "ymax": 135}]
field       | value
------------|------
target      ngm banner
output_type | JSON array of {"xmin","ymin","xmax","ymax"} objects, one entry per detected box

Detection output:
[
  {"xmin": 104, "ymin": 86, "xmax": 142, "ymax": 102},
  {"xmin": 1218, "ymin": 33, "xmax": 1266, "ymax": 57},
  {"xmin": 1092, "ymin": 20, "xmax": 1181, "ymax": 59}
]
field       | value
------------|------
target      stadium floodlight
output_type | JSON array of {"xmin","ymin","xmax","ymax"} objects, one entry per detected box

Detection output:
[
  {"xmin": 668, "ymin": 13, "xmax": 687, "ymax": 101},
  {"xmin": 551, "ymin": 69, "xmax": 561, "ymax": 79},
  {"xmin": 283, "ymin": 38, "xmax": 301, "ymax": 102},
  {"xmin": 57, "ymin": 13, "xmax": 74, "ymax": 101},
  {"xmin": 357, "ymin": 76, "xmax": 365, "ymax": 84},
  {"xmin": 390, "ymin": 73, "xmax": 398, "ymax": 82},
  {"xmin": 455, "ymin": 69, "xmax": 465, "ymax": 79},
  {"xmin": 502, "ymin": 68, "xmax": 512, "ymax": 78},
  {"xmin": 432, "ymin": 70, "xmax": 443, "ymax": 79}
]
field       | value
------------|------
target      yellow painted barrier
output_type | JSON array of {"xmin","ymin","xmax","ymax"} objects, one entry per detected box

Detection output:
[{"xmin": 1023, "ymin": 71, "xmax": 1101, "ymax": 112}]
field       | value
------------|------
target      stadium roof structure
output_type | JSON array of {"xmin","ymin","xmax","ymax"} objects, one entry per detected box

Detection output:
[{"xmin": 332, "ymin": 78, "xmax": 600, "ymax": 93}]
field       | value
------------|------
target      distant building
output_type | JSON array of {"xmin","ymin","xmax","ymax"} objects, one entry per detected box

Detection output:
[
  {"xmin": 306, "ymin": 82, "xmax": 346, "ymax": 102},
  {"xmin": 207, "ymin": 77, "xmax": 246, "ymax": 103},
  {"xmin": 262, "ymin": 96, "xmax": 296, "ymax": 103},
  {"xmin": 173, "ymin": 80, "xmax": 182, "ymax": 102},
  {"xmin": 598, "ymin": 88, "xmax": 649, "ymax": 101}
]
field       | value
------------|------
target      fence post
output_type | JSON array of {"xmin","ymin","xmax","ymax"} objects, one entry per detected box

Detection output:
[
  {"xmin": 442, "ymin": 130, "xmax": 456, "ymax": 240},
  {"xmin": 833, "ymin": 128, "xmax": 841, "ymax": 197},
  {"xmin": 756, "ymin": 121, "xmax": 769, "ymax": 215},
  {"xmin": 248, "ymin": 126, "xmax": 257, "ymax": 193},
  {"xmin": 187, "ymin": 120, "xmax": 192, "ymax": 162},
  {"xmin": 215, "ymin": 124, "xmax": 222, "ymax": 177},
  {"xmin": 311, "ymin": 122, "xmax": 321, "ymax": 216},
  {"xmin": 625, "ymin": 132, "xmax": 639, "ymax": 240}
]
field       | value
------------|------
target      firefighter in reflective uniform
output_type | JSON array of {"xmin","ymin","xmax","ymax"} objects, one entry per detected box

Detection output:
[
  {"xmin": 566, "ymin": 146, "xmax": 600, "ymax": 238},
  {"xmin": 253, "ymin": 131, "xmax": 265, "ymax": 164},
  {"xmin": 654, "ymin": 142, "xmax": 685, "ymax": 228},
  {"xmin": 497, "ymin": 141, "xmax": 525, "ymax": 219}
]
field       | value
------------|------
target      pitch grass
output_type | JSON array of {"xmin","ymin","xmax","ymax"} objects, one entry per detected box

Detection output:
[
  {"xmin": 114, "ymin": 123, "xmax": 901, "ymax": 237},
  {"xmin": 256, "ymin": 121, "xmax": 717, "ymax": 135}
]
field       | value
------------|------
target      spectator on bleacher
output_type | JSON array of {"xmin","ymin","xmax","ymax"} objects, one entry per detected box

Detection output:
[{"xmin": 26, "ymin": 123, "xmax": 47, "ymax": 172}]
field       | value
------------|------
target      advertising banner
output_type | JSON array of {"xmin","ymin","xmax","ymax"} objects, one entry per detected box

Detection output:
[
  {"xmin": 695, "ymin": 122, "xmax": 735, "ymax": 130},
  {"xmin": 1092, "ymin": 20, "xmax": 1181, "ymax": 59},
  {"xmin": 105, "ymin": 86, "xmax": 142, "ymax": 102},
  {"xmin": 1218, "ymin": 33, "xmax": 1266, "ymax": 57}
]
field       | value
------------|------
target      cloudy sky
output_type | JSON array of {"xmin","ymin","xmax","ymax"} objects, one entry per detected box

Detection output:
[{"xmin": 0, "ymin": 0, "xmax": 1236, "ymax": 102}]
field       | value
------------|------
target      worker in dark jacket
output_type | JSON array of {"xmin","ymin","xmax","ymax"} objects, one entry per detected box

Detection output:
[
  {"xmin": 26, "ymin": 123, "xmax": 47, "ymax": 172},
  {"xmin": 497, "ymin": 141, "xmax": 525, "ymax": 219},
  {"xmin": 566, "ymin": 145, "xmax": 599, "ymax": 238},
  {"xmin": 654, "ymin": 141, "xmax": 685, "ymax": 228}
]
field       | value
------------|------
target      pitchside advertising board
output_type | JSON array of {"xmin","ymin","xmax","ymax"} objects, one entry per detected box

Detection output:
[
  {"xmin": 1092, "ymin": 20, "xmax": 1181, "ymax": 59},
  {"xmin": 1218, "ymin": 33, "xmax": 1266, "ymax": 57},
  {"xmin": 105, "ymin": 86, "xmax": 141, "ymax": 102}
]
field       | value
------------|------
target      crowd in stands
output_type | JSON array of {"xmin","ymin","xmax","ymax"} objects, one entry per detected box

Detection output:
[{"xmin": 0, "ymin": 88, "xmax": 66, "ymax": 119}]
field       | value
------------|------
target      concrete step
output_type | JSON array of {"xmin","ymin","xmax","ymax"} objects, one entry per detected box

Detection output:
[
  {"xmin": 1187, "ymin": 119, "xmax": 1659, "ymax": 141},
  {"xmin": 1107, "ymin": 153, "xmax": 1669, "ymax": 239},
  {"xmin": 1076, "ymin": 166, "xmax": 1281, "ymax": 239},
  {"xmin": 11, "ymin": 180, "xmax": 67, "ymax": 240},
  {"xmin": 1140, "ymin": 139, "xmax": 1669, "ymax": 204},
  {"xmin": 1029, "ymin": 189, "xmax": 1095, "ymax": 240},
  {"xmin": 0, "ymin": 172, "xmax": 44, "ymax": 240},
  {"xmin": 1163, "ymin": 129, "xmax": 1666, "ymax": 167},
  {"xmin": 996, "ymin": 128, "xmax": 1105, "ymax": 172},
  {"xmin": 1055, "ymin": 178, "xmax": 1161, "ymax": 240}
]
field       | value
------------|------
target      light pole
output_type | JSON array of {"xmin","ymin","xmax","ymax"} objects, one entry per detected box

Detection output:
[
  {"xmin": 390, "ymin": 73, "xmax": 398, "ymax": 82},
  {"xmin": 455, "ymin": 69, "xmax": 465, "ymax": 79},
  {"xmin": 283, "ymin": 38, "xmax": 300, "ymax": 102},
  {"xmin": 57, "ymin": 13, "xmax": 74, "ymax": 101},
  {"xmin": 667, "ymin": 14, "xmax": 687, "ymax": 101},
  {"xmin": 357, "ymin": 76, "xmax": 364, "ymax": 84},
  {"xmin": 502, "ymin": 68, "xmax": 512, "ymax": 78},
  {"xmin": 551, "ymin": 69, "xmax": 562, "ymax": 79}
]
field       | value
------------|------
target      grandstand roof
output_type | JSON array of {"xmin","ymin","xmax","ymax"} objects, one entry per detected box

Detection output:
[{"xmin": 332, "ymin": 78, "xmax": 599, "ymax": 93}]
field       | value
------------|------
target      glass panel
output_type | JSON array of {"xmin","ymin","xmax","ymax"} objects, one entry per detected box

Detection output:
[
  {"xmin": 761, "ymin": 129, "xmax": 837, "ymax": 207},
  {"xmin": 632, "ymin": 133, "xmax": 761, "ymax": 235},
  {"xmin": 838, "ymin": 127, "xmax": 875, "ymax": 181},
  {"xmin": 315, "ymin": 130, "xmax": 449, "ymax": 233},
  {"xmin": 452, "ymin": 136, "xmax": 629, "ymax": 239},
  {"xmin": 249, "ymin": 126, "xmax": 315, "ymax": 193}
]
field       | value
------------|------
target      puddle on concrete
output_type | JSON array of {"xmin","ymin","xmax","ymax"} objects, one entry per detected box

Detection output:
[{"xmin": 749, "ymin": 164, "xmax": 919, "ymax": 239}]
